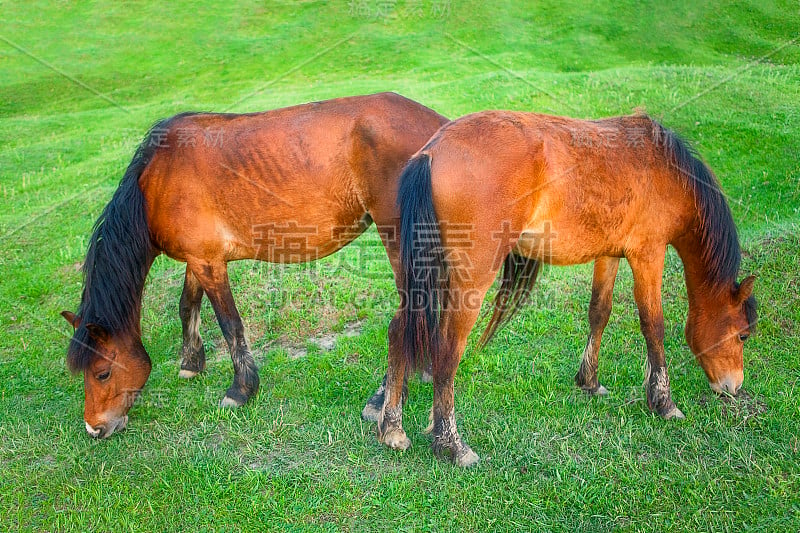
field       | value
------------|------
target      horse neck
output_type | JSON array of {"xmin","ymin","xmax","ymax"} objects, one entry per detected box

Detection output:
[
  {"xmin": 125, "ymin": 253, "xmax": 155, "ymax": 337},
  {"xmin": 672, "ymin": 228, "xmax": 727, "ymax": 315},
  {"xmin": 125, "ymin": 265, "xmax": 150, "ymax": 338},
  {"xmin": 82, "ymin": 251, "xmax": 156, "ymax": 338}
]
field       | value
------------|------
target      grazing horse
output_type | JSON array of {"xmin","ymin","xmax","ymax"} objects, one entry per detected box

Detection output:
[
  {"xmin": 61, "ymin": 92, "xmax": 448, "ymax": 439},
  {"xmin": 376, "ymin": 111, "xmax": 757, "ymax": 466}
]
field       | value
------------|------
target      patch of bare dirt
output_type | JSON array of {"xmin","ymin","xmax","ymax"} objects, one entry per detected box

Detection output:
[
  {"xmin": 720, "ymin": 389, "xmax": 768, "ymax": 422},
  {"xmin": 286, "ymin": 320, "xmax": 364, "ymax": 360}
]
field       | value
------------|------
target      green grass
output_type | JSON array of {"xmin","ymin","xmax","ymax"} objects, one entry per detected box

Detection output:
[{"xmin": 1, "ymin": 1, "xmax": 799, "ymax": 530}]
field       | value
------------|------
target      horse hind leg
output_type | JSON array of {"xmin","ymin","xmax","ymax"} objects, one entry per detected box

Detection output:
[
  {"xmin": 362, "ymin": 373, "xmax": 409, "ymax": 424},
  {"xmin": 178, "ymin": 267, "xmax": 206, "ymax": 379},
  {"xmin": 575, "ymin": 257, "xmax": 619, "ymax": 395},
  {"xmin": 188, "ymin": 260, "xmax": 259, "ymax": 407},
  {"xmin": 361, "ymin": 374, "xmax": 386, "ymax": 422},
  {"xmin": 376, "ymin": 312, "xmax": 411, "ymax": 450},
  {"xmin": 363, "ymin": 373, "xmax": 410, "ymax": 425},
  {"xmin": 430, "ymin": 304, "xmax": 487, "ymax": 467},
  {"xmin": 361, "ymin": 319, "xmax": 420, "ymax": 423},
  {"xmin": 420, "ymin": 362, "xmax": 433, "ymax": 383}
]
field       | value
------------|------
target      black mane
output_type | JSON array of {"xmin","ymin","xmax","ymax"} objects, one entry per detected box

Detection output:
[
  {"xmin": 651, "ymin": 119, "xmax": 742, "ymax": 288},
  {"xmin": 66, "ymin": 115, "xmax": 195, "ymax": 371}
]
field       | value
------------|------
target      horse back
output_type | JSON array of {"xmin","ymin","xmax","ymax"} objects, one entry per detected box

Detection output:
[
  {"xmin": 423, "ymin": 111, "xmax": 696, "ymax": 265},
  {"xmin": 137, "ymin": 93, "xmax": 447, "ymax": 264}
]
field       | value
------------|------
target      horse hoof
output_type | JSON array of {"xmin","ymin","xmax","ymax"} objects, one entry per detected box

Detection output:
[
  {"xmin": 178, "ymin": 369, "xmax": 199, "ymax": 379},
  {"xmin": 361, "ymin": 403, "xmax": 382, "ymax": 422},
  {"xmin": 422, "ymin": 409, "xmax": 434, "ymax": 435},
  {"xmin": 663, "ymin": 406, "xmax": 685, "ymax": 420},
  {"xmin": 582, "ymin": 384, "xmax": 609, "ymax": 396},
  {"xmin": 455, "ymin": 448, "xmax": 480, "ymax": 468},
  {"xmin": 220, "ymin": 395, "xmax": 243, "ymax": 408},
  {"xmin": 381, "ymin": 428, "xmax": 411, "ymax": 451}
]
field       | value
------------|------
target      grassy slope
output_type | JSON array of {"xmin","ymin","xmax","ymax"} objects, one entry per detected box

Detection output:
[{"xmin": 1, "ymin": 1, "xmax": 799, "ymax": 530}]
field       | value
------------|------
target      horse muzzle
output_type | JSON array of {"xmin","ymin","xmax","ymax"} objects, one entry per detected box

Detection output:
[
  {"xmin": 85, "ymin": 415, "xmax": 128, "ymax": 439},
  {"xmin": 710, "ymin": 372, "xmax": 744, "ymax": 395}
]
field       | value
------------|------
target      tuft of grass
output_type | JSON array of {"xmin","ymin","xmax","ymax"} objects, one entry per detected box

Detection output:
[{"xmin": 1, "ymin": 1, "xmax": 799, "ymax": 530}]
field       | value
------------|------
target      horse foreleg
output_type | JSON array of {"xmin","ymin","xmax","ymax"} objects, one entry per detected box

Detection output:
[
  {"xmin": 575, "ymin": 256, "xmax": 619, "ymax": 395},
  {"xmin": 377, "ymin": 312, "xmax": 411, "ymax": 450},
  {"xmin": 429, "ymin": 306, "xmax": 483, "ymax": 468},
  {"xmin": 178, "ymin": 267, "xmax": 206, "ymax": 379},
  {"xmin": 188, "ymin": 261, "xmax": 259, "ymax": 408},
  {"xmin": 629, "ymin": 251, "xmax": 684, "ymax": 419}
]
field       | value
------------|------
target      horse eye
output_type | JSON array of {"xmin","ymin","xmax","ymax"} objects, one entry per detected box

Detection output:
[
  {"xmin": 738, "ymin": 333, "xmax": 750, "ymax": 342},
  {"xmin": 97, "ymin": 371, "xmax": 111, "ymax": 381}
]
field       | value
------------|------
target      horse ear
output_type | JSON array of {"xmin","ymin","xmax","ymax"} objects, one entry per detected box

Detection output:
[
  {"xmin": 736, "ymin": 275, "xmax": 756, "ymax": 303},
  {"xmin": 61, "ymin": 311, "xmax": 81, "ymax": 329},
  {"xmin": 85, "ymin": 323, "xmax": 109, "ymax": 343}
]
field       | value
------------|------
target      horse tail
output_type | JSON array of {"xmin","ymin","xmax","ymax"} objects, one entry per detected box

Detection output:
[
  {"xmin": 398, "ymin": 153, "xmax": 448, "ymax": 372},
  {"xmin": 477, "ymin": 253, "xmax": 541, "ymax": 348},
  {"xmin": 66, "ymin": 116, "xmax": 184, "ymax": 372}
]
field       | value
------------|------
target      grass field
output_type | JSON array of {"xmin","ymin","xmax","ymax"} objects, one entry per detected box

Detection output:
[{"xmin": 1, "ymin": 1, "xmax": 799, "ymax": 530}]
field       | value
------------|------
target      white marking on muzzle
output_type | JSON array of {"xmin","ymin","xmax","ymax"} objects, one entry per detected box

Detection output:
[
  {"xmin": 85, "ymin": 422, "xmax": 101, "ymax": 438},
  {"xmin": 711, "ymin": 373, "xmax": 743, "ymax": 395}
]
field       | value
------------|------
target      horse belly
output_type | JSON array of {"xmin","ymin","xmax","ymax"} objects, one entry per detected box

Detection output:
[
  {"xmin": 249, "ymin": 211, "xmax": 371, "ymax": 263},
  {"xmin": 515, "ymin": 220, "xmax": 624, "ymax": 266}
]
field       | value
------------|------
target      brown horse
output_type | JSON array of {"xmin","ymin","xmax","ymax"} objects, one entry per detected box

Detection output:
[
  {"xmin": 376, "ymin": 111, "xmax": 757, "ymax": 466},
  {"xmin": 61, "ymin": 92, "xmax": 447, "ymax": 439}
]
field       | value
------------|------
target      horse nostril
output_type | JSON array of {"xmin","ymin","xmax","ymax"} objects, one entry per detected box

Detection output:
[
  {"xmin": 727, "ymin": 376, "xmax": 744, "ymax": 395},
  {"xmin": 85, "ymin": 422, "xmax": 104, "ymax": 438},
  {"xmin": 716, "ymin": 377, "xmax": 742, "ymax": 395}
]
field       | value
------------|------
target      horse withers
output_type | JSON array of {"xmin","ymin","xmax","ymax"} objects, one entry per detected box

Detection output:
[
  {"xmin": 379, "ymin": 111, "xmax": 757, "ymax": 466},
  {"xmin": 62, "ymin": 93, "xmax": 448, "ymax": 439}
]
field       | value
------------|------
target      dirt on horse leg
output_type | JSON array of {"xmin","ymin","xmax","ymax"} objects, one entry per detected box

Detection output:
[
  {"xmin": 362, "ymin": 315, "xmax": 407, "ymax": 423},
  {"xmin": 629, "ymin": 252, "xmax": 684, "ymax": 419},
  {"xmin": 361, "ymin": 374, "xmax": 386, "ymax": 422},
  {"xmin": 377, "ymin": 314, "xmax": 411, "ymax": 450},
  {"xmin": 178, "ymin": 267, "xmax": 206, "ymax": 379},
  {"xmin": 430, "ymin": 307, "xmax": 482, "ymax": 467}
]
